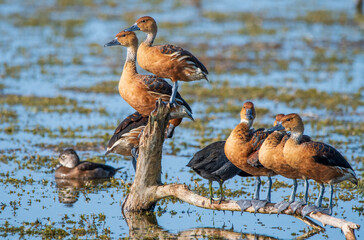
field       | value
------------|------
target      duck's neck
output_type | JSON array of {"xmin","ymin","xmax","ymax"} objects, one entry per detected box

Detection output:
[
  {"xmin": 123, "ymin": 45, "xmax": 138, "ymax": 73},
  {"xmin": 144, "ymin": 31, "xmax": 156, "ymax": 46},
  {"xmin": 240, "ymin": 119, "xmax": 253, "ymax": 129},
  {"xmin": 290, "ymin": 131, "xmax": 303, "ymax": 144},
  {"xmin": 231, "ymin": 122, "xmax": 251, "ymax": 143}
]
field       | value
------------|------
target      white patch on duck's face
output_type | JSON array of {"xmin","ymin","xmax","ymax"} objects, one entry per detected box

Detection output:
[{"xmin": 59, "ymin": 154, "xmax": 79, "ymax": 168}]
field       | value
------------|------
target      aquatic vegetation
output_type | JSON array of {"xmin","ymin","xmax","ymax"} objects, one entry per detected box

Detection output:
[
  {"xmin": 62, "ymin": 80, "xmax": 118, "ymax": 94},
  {"xmin": 0, "ymin": 0, "xmax": 363, "ymax": 239}
]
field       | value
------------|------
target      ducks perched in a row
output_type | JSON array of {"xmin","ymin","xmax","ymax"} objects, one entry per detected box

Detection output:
[
  {"xmin": 187, "ymin": 141, "xmax": 251, "ymax": 204},
  {"xmin": 55, "ymin": 149, "xmax": 122, "ymax": 179},
  {"xmin": 104, "ymin": 31, "xmax": 193, "ymax": 138},
  {"xmin": 277, "ymin": 113, "xmax": 358, "ymax": 215},
  {"xmin": 124, "ymin": 16, "xmax": 208, "ymax": 105},
  {"xmin": 224, "ymin": 101, "xmax": 277, "ymax": 211}
]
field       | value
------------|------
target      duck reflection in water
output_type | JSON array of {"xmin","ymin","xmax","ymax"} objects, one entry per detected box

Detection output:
[{"xmin": 55, "ymin": 178, "xmax": 113, "ymax": 206}]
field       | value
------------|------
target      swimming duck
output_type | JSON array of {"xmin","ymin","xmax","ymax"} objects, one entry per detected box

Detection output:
[
  {"xmin": 105, "ymin": 111, "xmax": 148, "ymax": 170},
  {"xmin": 124, "ymin": 16, "xmax": 208, "ymax": 105},
  {"xmin": 259, "ymin": 114, "xmax": 311, "ymax": 213},
  {"xmin": 224, "ymin": 101, "xmax": 277, "ymax": 211},
  {"xmin": 104, "ymin": 31, "xmax": 193, "ymax": 137},
  {"xmin": 55, "ymin": 149, "xmax": 122, "ymax": 179},
  {"xmin": 279, "ymin": 113, "xmax": 358, "ymax": 215},
  {"xmin": 187, "ymin": 141, "xmax": 251, "ymax": 204}
]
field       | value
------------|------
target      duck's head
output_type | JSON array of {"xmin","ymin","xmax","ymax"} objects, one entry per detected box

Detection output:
[
  {"xmin": 58, "ymin": 148, "xmax": 80, "ymax": 168},
  {"xmin": 124, "ymin": 16, "xmax": 157, "ymax": 33},
  {"xmin": 104, "ymin": 31, "xmax": 138, "ymax": 48},
  {"xmin": 273, "ymin": 114, "xmax": 285, "ymax": 126},
  {"xmin": 280, "ymin": 113, "xmax": 304, "ymax": 134},
  {"xmin": 240, "ymin": 101, "xmax": 256, "ymax": 127}
]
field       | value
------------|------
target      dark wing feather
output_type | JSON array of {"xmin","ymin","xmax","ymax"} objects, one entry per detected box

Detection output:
[
  {"xmin": 159, "ymin": 44, "xmax": 208, "ymax": 74},
  {"xmin": 107, "ymin": 112, "xmax": 148, "ymax": 149},
  {"xmin": 141, "ymin": 75, "xmax": 192, "ymax": 113},
  {"xmin": 188, "ymin": 141, "xmax": 247, "ymax": 182},
  {"xmin": 303, "ymin": 141, "xmax": 353, "ymax": 170},
  {"xmin": 77, "ymin": 161, "xmax": 115, "ymax": 172},
  {"xmin": 250, "ymin": 129, "xmax": 270, "ymax": 151}
]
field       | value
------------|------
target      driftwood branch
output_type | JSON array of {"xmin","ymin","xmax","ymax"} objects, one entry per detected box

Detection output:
[{"xmin": 122, "ymin": 99, "xmax": 361, "ymax": 240}]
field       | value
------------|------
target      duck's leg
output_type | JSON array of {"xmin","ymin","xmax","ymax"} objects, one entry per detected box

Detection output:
[
  {"xmin": 131, "ymin": 147, "xmax": 138, "ymax": 171},
  {"xmin": 302, "ymin": 182, "xmax": 328, "ymax": 217},
  {"xmin": 327, "ymin": 183, "xmax": 334, "ymax": 215},
  {"xmin": 304, "ymin": 178, "xmax": 309, "ymax": 204},
  {"xmin": 315, "ymin": 183, "xmax": 325, "ymax": 208},
  {"xmin": 276, "ymin": 179, "xmax": 297, "ymax": 214},
  {"xmin": 290, "ymin": 179, "xmax": 307, "ymax": 213},
  {"xmin": 265, "ymin": 176, "xmax": 272, "ymax": 202},
  {"xmin": 251, "ymin": 176, "xmax": 268, "ymax": 212},
  {"xmin": 208, "ymin": 180, "xmax": 214, "ymax": 204},
  {"xmin": 237, "ymin": 177, "xmax": 260, "ymax": 212},
  {"xmin": 218, "ymin": 179, "xmax": 225, "ymax": 204},
  {"xmin": 169, "ymin": 81, "xmax": 179, "ymax": 105}
]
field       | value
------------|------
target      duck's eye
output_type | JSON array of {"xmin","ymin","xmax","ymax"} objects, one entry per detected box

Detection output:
[
  {"xmin": 61, "ymin": 155, "xmax": 65, "ymax": 159},
  {"xmin": 286, "ymin": 118, "xmax": 291, "ymax": 122},
  {"xmin": 141, "ymin": 20, "xmax": 146, "ymax": 23},
  {"xmin": 122, "ymin": 34, "xmax": 126, "ymax": 37}
]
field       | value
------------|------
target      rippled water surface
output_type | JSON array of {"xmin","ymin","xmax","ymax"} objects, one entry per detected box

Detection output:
[{"xmin": 0, "ymin": 0, "xmax": 363, "ymax": 239}]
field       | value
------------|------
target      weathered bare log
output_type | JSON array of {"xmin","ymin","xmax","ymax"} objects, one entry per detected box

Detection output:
[{"xmin": 122, "ymin": 99, "xmax": 361, "ymax": 240}]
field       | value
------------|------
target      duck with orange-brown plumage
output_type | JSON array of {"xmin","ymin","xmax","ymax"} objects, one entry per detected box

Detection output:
[
  {"xmin": 124, "ymin": 16, "xmax": 208, "ymax": 105},
  {"xmin": 224, "ymin": 101, "xmax": 277, "ymax": 211},
  {"xmin": 259, "ymin": 114, "xmax": 311, "ymax": 213},
  {"xmin": 278, "ymin": 113, "xmax": 357, "ymax": 216},
  {"xmin": 104, "ymin": 31, "xmax": 193, "ymax": 138}
]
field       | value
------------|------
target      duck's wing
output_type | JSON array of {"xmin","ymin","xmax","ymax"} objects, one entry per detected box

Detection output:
[
  {"xmin": 187, "ymin": 141, "xmax": 226, "ymax": 171},
  {"xmin": 107, "ymin": 112, "xmax": 148, "ymax": 149},
  {"xmin": 159, "ymin": 44, "xmax": 208, "ymax": 75},
  {"xmin": 304, "ymin": 141, "xmax": 354, "ymax": 170},
  {"xmin": 77, "ymin": 162, "xmax": 115, "ymax": 172},
  {"xmin": 141, "ymin": 75, "xmax": 192, "ymax": 113}
]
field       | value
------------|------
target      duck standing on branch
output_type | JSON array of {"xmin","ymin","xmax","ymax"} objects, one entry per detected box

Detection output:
[
  {"xmin": 105, "ymin": 111, "xmax": 148, "ymax": 170},
  {"xmin": 187, "ymin": 141, "xmax": 251, "ymax": 204},
  {"xmin": 55, "ymin": 149, "xmax": 122, "ymax": 179},
  {"xmin": 124, "ymin": 16, "xmax": 208, "ymax": 105},
  {"xmin": 104, "ymin": 31, "xmax": 193, "ymax": 138},
  {"xmin": 278, "ymin": 113, "xmax": 358, "ymax": 216},
  {"xmin": 259, "ymin": 114, "xmax": 311, "ymax": 213},
  {"xmin": 224, "ymin": 101, "xmax": 277, "ymax": 212}
]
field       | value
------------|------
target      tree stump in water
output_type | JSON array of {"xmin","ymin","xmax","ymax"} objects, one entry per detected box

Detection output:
[{"xmin": 122, "ymin": 99, "xmax": 360, "ymax": 240}]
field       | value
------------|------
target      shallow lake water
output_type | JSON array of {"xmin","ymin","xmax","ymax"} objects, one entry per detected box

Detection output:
[{"xmin": 0, "ymin": 0, "xmax": 363, "ymax": 239}]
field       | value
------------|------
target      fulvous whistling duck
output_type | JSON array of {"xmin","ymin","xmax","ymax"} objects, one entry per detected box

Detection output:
[
  {"xmin": 105, "ymin": 111, "xmax": 148, "ymax": 170},
  {"xmin": 224, "ymin": 101, "xmax": 277, "ymax": 211},
  {"xmin": 104, "ymin": 31, "xmax": 193, "ymax": 138},
  {"xmin": 187, "ymin": 141, "xmax": 251, "ymax": 204},
  {"xmin": 124, "ymin": 16, "xmax": 208, "ymax": 104},
  {"xmin": 55, "ymin": 149, "xmax": 122, "ymax": 179},
  {"xmin": 259, "ymin": 114, "xmax": 311, "ymax": 213},
  {"xmin": 279, "ymin": 113, "xmax": 358, "ymax": 215}
]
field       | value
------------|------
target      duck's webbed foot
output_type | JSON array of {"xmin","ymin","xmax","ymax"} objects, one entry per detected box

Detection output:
[
  {"xmin": 289, "ymin": 201, "xmax": 306, "ymax": 214},
  {"xmin": 251, "ymin": 199, "xmax": 268, "ymax": 213},
  {"xmin": 236, "ymin": 200, "xmax": 252, "ymax": 212},
  {"xmin": 302, "ymin": 205, "xmax": 331, "ymax": 217},
  {"xmin": 274, "ymin": 201, "xmax": 290, "ymax": 214}
]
